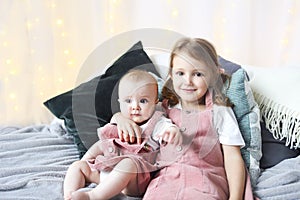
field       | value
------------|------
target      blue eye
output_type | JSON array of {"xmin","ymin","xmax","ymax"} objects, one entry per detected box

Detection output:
[
  {"xmin": 140, "ymin": 99, "xmax": 149, "ymax": 104},
  {"xmin": 124, "ymin": 99, "xmax": 132, "ymax": 103},
  {"xmin": 194, "ymin": 72, "xmax": 203, "ymax": 77},
  {"xmin": 175, "ymin": 71, "xmax": 184, "ymax": 76}
]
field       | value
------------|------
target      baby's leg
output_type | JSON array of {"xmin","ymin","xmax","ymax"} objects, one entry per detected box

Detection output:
[
  {"xmin": 72, "ymin": 158, "xmax": 140, "ymax": 200},
  {"xmin": 63, "ymin": 160, "xmax": 99, "ymax": 200}
]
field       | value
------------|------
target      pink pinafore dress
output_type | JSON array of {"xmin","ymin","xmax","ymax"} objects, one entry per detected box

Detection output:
[
  {"xmin": 143, "ymin": 91, "xmax": 255, "ymax": 200},
  {"xmin": 88, "ymin": 111, "xmax": 164, "ymax": 195}
]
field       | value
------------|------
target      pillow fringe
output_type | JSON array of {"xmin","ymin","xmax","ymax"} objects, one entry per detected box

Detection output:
[{"xmin": 254, "ymin": 92, "xmax": 300, "ymax": 149}]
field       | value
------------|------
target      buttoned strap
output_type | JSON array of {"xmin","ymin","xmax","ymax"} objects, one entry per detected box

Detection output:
[
  {"xmin": 142, "ymin": 111, "xmax": 165, "ymax": 138},
  {"xmin": 205, "ymin": 89, "xmax": 213, "ymax": 109},
  {"xmin": 141, "ymin": 111, "xmax": 165, "ymax": 152}
]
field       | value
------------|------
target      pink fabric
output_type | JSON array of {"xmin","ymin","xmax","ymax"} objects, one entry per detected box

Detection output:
[
  {"xmin": 88, "ymin": 111, "xmax": 164, "ymax": 195},
  {"xmin": 143, "ymin": 91, "xmax": 255, "ymax": 200}
]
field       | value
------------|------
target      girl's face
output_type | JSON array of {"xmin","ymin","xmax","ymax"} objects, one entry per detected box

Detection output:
[{"xmin": 171, "ymin": 54, "xmax": 210, "ymax": 108}]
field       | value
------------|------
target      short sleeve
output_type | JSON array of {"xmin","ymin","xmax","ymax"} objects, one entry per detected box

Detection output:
[
  {"xmin": 213, "ymin": 105, "xmax": 245, "ymax": 147},
  {"xmin": 152, "ymin": 116, "xmax": 175, "ymax": 141}
]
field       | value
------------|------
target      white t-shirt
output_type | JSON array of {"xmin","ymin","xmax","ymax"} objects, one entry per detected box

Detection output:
[
  {"xmin": 140, "ymin": 114, "xmax": 176, "ymax": 145},
  {"xmin": 213, "ymin": 105, "xmax": 245, "ymax": 147}
]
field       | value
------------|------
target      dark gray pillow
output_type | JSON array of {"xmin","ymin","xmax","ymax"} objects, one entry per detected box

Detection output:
[{"xmin": 260, "ymin": 121, "xmax": 300, "ymax": 169}]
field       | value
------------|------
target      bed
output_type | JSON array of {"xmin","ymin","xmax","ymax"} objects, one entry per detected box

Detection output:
[
  {"xmin": 1, "ymin": 37, "xmax": 300, "ymax": 200},
  {"xmin": 0, "ymin": 120, "xmax": 79, "ymax": 200}
]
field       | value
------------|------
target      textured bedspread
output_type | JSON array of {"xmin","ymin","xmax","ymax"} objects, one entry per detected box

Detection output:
[
  {"xmin": 1, "ymin": 120, "xmax": 299, "ymax": 200},
  {"xmin": 0, "ymin": 120, "xmax": 79, "ymax": 200},
  {"xmin": 254, "ymin": 155, "xmax": 300, "ymax": 200}
]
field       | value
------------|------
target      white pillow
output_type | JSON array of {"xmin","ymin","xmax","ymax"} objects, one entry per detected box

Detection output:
[
  {"xmin": 243, "ymin": 65, "xmax": 300, "ymax": 148},
  {"xmin": 148, "ymin": 52, "xmax": 170, "ymax": 80}
]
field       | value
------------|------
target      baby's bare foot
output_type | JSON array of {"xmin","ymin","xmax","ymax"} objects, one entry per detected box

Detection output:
[{"xmin": 71, "ymin": 191, "xmax": 89, "ymax": 200}]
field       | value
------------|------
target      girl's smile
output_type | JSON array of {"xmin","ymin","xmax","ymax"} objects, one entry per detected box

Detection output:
[{"xmin": 180, "ymin": 88, "xmax": 197, "ymax": 92}]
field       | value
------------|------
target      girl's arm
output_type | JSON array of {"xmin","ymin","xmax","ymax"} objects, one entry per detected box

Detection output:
[
  {"xmin": 111, "ymin": 112, "xmax": 142, "ymax": 144},
  {"xmin": 222, "ymin": 144, "xmax": 246, "ymax": 200},
  {"xmin": 81, "ymin": 140, "xmax": 103, "ymax": 161}
]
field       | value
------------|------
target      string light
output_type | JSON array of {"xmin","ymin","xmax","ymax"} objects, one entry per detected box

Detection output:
[
  {"xmin": 56, "ymin": 19, "xmax": 63, "ymax": 25},
  {"xmin": 64, "ymin": 49, "xmax": 70, "ymax": 55},
  {"xmin": 13, "ymin": 105, "xmax": 19, "ymax": 111},
  {"xmin": 288, "ymin": 8, "xmax": 294, "ymax": 15},
  {"xmin": 0, "ymin": 1, "xmax": 298, "ymax": 126},
  {"xmin": 50, "ymin": 2, "xmax": 56, "ymax": 8},
  {"xmin": 109, "ymin": 27, "xmax": 115, "ymax": 33},
  {"xmin": 6, "ymin": 59, "xmax": 12, "ymax": 65},
  {"xmin": 172, "ymin": 9, "xmax": 178, "ymax": 17},
  {"xmin": 37, "ymin": 65, "xmax": 43, "ymax": 71},
  {"xmin": 67, "ymin": 60, "xmax": 74, "ymax": 65},
  {"xmin": 9, "ymin": 69, "xmax": 18, "ymax": 75},
  {"xmin": 112, "ymin": 0, "xmax": 119, "ymax": 4},
  {"xmin": 9, "ymin": 93, "xmax": 16, "ymax": 100},
  {"xmin": 167, "ymin": 0, "xmax": 179, "ymax": 32},
  {"xmin": 281, "ymin": 38, "xmax": 289, "ymax": 46},
  {"xmin": 27, "ymin": 21, "xmax": 33, "ymax": 29},
  {"xmin": 221, "ymin": 17, "xmax": 227, "ymax": 23}
]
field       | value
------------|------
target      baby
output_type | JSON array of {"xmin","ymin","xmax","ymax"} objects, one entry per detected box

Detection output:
[{"xmin": 64, "ymin": 69, "xmax": 181, "ymax": 200}]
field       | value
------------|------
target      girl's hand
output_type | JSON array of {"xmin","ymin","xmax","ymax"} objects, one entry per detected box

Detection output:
[
  {"xmin": 111, "ymin": 112, "xmax": 142, "ymax": 144},
  {"xmin": 159, "ymin": 126, "xmax": 182, "ymax": 146}
]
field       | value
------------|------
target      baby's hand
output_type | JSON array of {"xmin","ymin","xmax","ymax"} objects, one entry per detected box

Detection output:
[
  {"xmin": 112, "ymin": 112, "xmax": 142, "ymax": 144},
  {"xmin": 159, "ymin": 126, "xmax": 182, "ymax": 146}
]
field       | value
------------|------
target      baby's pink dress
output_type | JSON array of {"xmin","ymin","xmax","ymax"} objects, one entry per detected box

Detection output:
[{"xmin": 88, "ymin": 111, "xmax": 164, "ymax": 195}]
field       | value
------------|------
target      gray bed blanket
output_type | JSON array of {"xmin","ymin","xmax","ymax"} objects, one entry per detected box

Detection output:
[
  {"xmin": 0, "ymin": 121, "xmax": 80, "ymax": 200},
  {"xmin": 254, "ymin": 155, "xmax": 300, "ymax": 200},
  {"xmin": 2, "ymin": 121, "xmax": 299, "ymax": 200}
]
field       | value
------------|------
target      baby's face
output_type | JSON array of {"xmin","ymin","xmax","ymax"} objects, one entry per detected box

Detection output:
[{"xmin": 119, "ymin": 81, "xmax": 158, "ymax": 124}]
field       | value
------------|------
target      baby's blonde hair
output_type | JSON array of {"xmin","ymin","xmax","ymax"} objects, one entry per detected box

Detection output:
[{"xmin": 119, "ymin": 69, "xmax": 158, "ymax": 99}]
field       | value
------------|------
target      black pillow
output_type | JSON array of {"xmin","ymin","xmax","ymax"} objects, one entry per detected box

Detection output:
[
  {"xmin": 44, "ymin": 41, "xmax": 160, "ymax": 158},
  {"xmin": 260, "ymin": 121, "xmax": 300, "ymax": 169}
]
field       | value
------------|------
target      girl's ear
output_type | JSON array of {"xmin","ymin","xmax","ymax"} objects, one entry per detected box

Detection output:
[
  {"xmin": 219, "ymin": 68, "xmax": 225, "ymax": 74},
  {"xmin": 155, "ymin": 99, "xmax": 159, "ymax": 104}
]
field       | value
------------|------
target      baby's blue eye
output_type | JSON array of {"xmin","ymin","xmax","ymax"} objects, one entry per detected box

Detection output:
[
  {"xmin": 140, "ymin": 99, "xmax": 149, "ymax": 104},
  {"xmin": 124, "ymin": 99, "xmax": 132, "ymax": 103}
]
